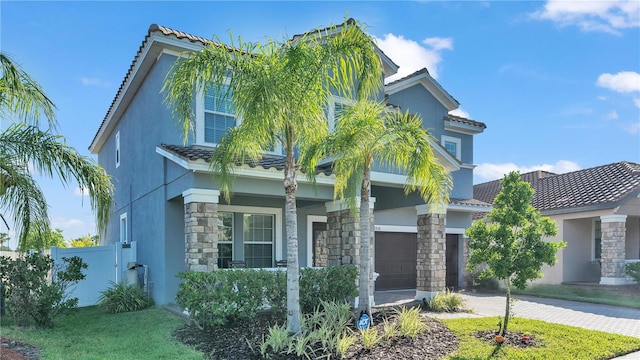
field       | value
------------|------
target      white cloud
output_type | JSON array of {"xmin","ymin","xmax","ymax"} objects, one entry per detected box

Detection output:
[
  {"xmin": 531, "ymin": 0, "xmax": 640, "ymax": 34},
  {"xmin": 475, "ymin": 160, "xmax": 581, "ymax": 182},
  {"xmin": 596, "ymin": 71, "xmax": 640, "ymax": 93},
  {"xmin": 80, "ymin": 77, "xmax": 110, "ymax": 87},
  {"xmin": 597, "ymin": 95, "xmax": 607, "ymax": 101},
  {"xmin": 621, "ymin": 122, "xmax": 640, "ymax": 135},
  {"xmin": 375, "ymin": 34, "xmax": 453, "ymax": 83},
  {"xmin": 74, "ymin": 187, "xmax": 89, "ymax": 196},
  {"xmin": 449, "ymin": 107, "xmax": 471, "ymax": 119},
  {"xmin": 605, "ymin": 110, "xmax": 619, "ymax": 120}
]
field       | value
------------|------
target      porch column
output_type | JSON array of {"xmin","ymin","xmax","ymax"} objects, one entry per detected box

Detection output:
[
  {"xmin": 415, "ymin": 204, "xmax": 447, "ymax": 300},
  {"xmin": 182, "ymin": 189, "xmax": 220, "ymax": 272},
  {"xmin": 600, "ymin": 214, "xmax": 627, "ymax": 285},
  {"xmin": 325, "ymin": 200, "xmax": 359, "ymax": 267},
  {"xmin": 325, "ymin": 198, "xmax": 376, "ymax": 306}
]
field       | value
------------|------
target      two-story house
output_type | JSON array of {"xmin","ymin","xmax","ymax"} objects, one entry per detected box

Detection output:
[{"xmin": 89, "ymin": 22, "xmax": 489, "ymax": 305}]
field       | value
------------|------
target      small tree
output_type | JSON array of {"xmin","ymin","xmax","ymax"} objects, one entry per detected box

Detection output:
[
  {"xmin": 70, "ymin": 233, "xmax": 98, "ymax": 248},
  {"xmin": 466, "ymin": 171, "xmax": 566, "ymax": 336}
]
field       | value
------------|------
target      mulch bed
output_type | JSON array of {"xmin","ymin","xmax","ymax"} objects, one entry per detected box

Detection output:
[
  {"xmin": 0, "ymin": 337, "xmax": 40, "ymax": 360},
  {"xmin": 473, "ymin": 330, "xmax": 539, "ymax": 348},
  {"xmin": 173, "ymin": 308, "xmax": 459, "ymax": 360}
]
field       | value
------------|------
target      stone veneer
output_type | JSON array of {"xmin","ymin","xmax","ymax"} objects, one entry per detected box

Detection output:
[
  {"xmin": 600, "ymin": 214, "xmax": 627, "ymax": 285},
  {"xmin": 314, "ymin": 230, "xmax": 328, "ymax": 267},
  {"xmin": 415, "ymin": 204, "xmax": 446, "ymax": 300},
  {"xmin": 183, "ymin": 189, "xmax": 220, "ymax": 272},
  {"xmin": 326, "ymin": 208, "xmax": 360, "ymax": 267}
]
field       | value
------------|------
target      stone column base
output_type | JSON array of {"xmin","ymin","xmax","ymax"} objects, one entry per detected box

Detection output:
[
  {"xmin": 600, "ymin": 277, "xmax": 628, "ymax": 285},
  {"xmin": 415, "ymin": 290, "xmax": 438, "ymax": 302}
]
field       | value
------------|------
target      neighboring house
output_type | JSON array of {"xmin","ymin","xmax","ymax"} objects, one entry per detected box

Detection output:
[
  {"xmin": 474, "ymin": 162, "xmax": 640, "ymax": 285},
  {"xmin": 89, "ymin": 22, "xmax": 489, "ymax": 305}
]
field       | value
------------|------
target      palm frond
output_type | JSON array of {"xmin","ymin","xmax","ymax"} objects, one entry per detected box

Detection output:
[{"xmin": 0, "ymin": 52, "xmax": 57, "ymax": 129}]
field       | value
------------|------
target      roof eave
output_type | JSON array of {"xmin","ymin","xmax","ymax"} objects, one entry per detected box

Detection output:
[
  {"xmin": 384, "ymin": 71, "xmax": 459, "ymax": 111},
  {"xmin": 89, "ymin": 32, "xmax": 204, "ymax": 154},
  {"xmin": 444, "ymin": 119, "xmax": 486, "ymax": 135}
]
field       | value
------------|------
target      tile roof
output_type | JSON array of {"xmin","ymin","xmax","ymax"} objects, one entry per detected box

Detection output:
[
  {"xmin": 473, "ymin": 161, "xmax": 640, "ymax": 214},
  {"xmin": 385, "ymin": 68, "xmax": 431, "ymax": 87},
  {"xmin": 159, "ymin": 144, "xmax": 333, "ymax": 176},
  {"xmin": 444, "ymin": 114, "xmax": 487, "ymax": 131},
  {"xmin": 450, "ymin": 198, "xmax": 493, "ymax": 207}
]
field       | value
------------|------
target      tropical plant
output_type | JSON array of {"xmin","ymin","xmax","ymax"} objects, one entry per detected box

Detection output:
[
  {"xmin": 0, "ymin": 253, "xmax": 87, "ymax": 328},
  {"xmin": 20, "ymin": 222, "xmax": 67, "ymax": 251},
  {"xmin": 427, "ymin": 288, "xmax": 468, "ymax": 312},
  {"xmin": 70, "ymin": 233, "xmax": 99, "ymax": 248},
  {"xmin": 466, "ymin": 171, "xmax": 566, "ymax": 336},
  {"xmin": 98, "ymin": 280, "xmax": 153, "ymax": 313},
  {"xmin": 163, "ymin": 18, "xmax": 382, "ymax": 334},
  {"xmin": 303, "ymin": 99, "xmax": 452, "ymax": 320},
  {"xmin": 0, "ymin": 52, "xmax": 113, "ymax": 249},
  {"xmin": 395, "ymin": 306, "xmax": 427, "ymax": 338}
]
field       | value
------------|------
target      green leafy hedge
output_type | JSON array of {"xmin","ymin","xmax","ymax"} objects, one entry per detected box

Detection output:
[{"xmin": 176, "ymin": 266, "xmax": 357, "ymax": 329}]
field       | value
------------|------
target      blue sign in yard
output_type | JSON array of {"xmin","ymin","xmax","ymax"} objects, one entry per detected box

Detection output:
[{"xmin": 357, "ymin": 312, "xmax": 370, "ymax": 330}]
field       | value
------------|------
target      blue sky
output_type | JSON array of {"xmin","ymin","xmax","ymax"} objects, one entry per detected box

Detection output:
[{"xmin": 2, "ymin": 1, "xmax": 639, "ymax": 247}]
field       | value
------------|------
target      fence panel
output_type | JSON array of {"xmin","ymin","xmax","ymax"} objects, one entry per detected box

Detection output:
[{"xmin": 50, "ymin": 244, "xmax": 124, "ymax": 307}]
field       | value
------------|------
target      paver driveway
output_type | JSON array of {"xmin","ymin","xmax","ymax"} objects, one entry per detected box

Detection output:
[{"xmin": 374, "ymin": 290, "xmax": 640, "ymax": 338}]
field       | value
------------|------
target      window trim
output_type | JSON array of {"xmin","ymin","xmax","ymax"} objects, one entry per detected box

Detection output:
[
  {"xmin": 217, "ymin": 212, "xmax": 234, "ymax": 269},
  {"xmin": 328, "ymin": 95, "xmax": 355, "ymax": 131},
  {"xmin": 243, "ymin": 213, "xmax": 276, "ymax": 268},
  {"xmin": 120, "ymin": 212, "xmax": 127, "ymax": 244},
  {"xmin": 115, "ymin": 131, "xmax": 120, "ymax": 168},
  {"xmin": 218, "ymin": 205, "xmax": 283, "ymax": 267},
  {"xmin": 441, "ymin": 135, "xmax": 461, "ymax": 161}
]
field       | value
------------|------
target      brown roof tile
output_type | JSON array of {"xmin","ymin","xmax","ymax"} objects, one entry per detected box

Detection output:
[
  {"xmin": 160, "ymin": 144, "xmax": 333, "ymax": 176},
  {"xmin": 473, "ymin": 161, "xmax": 640, "ymax": 214},
  {"xmin": 444, "ymin": 114, "xmax": 487, "ymax": 131}
]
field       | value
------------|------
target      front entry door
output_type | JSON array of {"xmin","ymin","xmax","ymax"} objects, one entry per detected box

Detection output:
[{"xmin": 446, "ymin": 234, "xmax": 459, "ymax": 290}]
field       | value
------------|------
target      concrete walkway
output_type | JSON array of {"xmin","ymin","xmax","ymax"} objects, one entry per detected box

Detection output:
[{"xmin": 374, "ymin": 290, "xmax": 640, "ymax": 358}]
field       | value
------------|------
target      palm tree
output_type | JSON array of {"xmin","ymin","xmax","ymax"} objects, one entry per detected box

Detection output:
[
  {"xmin": 0, "ymin": 52, "xmax": 113, "ymax": 250},
  {"xmin": 163, "ymin": 19, "xmax": 382, "ymax": 334},
  {"xmin": 303, "ymin": 100, "xmax": 452, "ymax": 321}
]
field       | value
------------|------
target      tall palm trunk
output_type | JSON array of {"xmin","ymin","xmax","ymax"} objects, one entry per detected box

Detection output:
[
  {"xmin": 357, "ymin": 168, "xmax": 372, "ymax": 321},
  {"xmin": 284, "ymin": 139, "xmax": 302, "ymax": 335}
]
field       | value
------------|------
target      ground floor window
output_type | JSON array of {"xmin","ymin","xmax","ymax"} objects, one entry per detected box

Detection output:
[
  {"xmin": 243, "ymin": 214, "xmax": 274, "ymax": 268},
  {"xmin": 216, "ymin": 209, "xmax": 276, "ymax": 269},
  {"xmin": 217, "ymin": 212, "xmax": 234, "ymax": 269},
  {"xmin": 594, "ymin": 220, "xmax": 602, "ymax": 260}
]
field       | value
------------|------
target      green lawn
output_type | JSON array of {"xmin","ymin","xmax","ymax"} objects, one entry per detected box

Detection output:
[
  {"xmin": 510, "ymin": 284, "xmax": 640, "ymax": 309},
  {"xmin": 1, "ymin": 306, "xmax": 203, "ymax": 360},
  {"xmin": 442, "ymin": 317, "xmax": 640, "ymax": 360},
  {"xmin": 3, "ymin": 306, "xmax": 640, "ymax": 360}
]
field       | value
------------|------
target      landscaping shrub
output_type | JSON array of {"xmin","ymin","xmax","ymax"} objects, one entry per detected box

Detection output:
[
  {"xmin": 0, "ymin": 253, "xmax": 87, "ymax": 328},
  {"xmin": 260, "ymin": 301, "xmax": 353, "ymax": 359},
  {"xmin": 176, "ymin": 266, "xmax": 357, "ymax": 329},
  {"xmin": 299, "ymin": 265, "xmax": 358, "ymax": 313},
  {"xmin": 626, "ymin": 262, "xmax": 640, "ymax": 285},
  {"xmin": 98, "ymin": 280, "xmax": 153, "ymax": 313},
  {"xmin": 427, "ymin": 288, "xmax": 468, "ymax": 312}
]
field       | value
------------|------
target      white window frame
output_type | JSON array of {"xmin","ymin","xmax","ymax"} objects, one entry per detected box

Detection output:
[
  {"xmin": 441, "ymin": 135, "xmax": 461, "ymax": 161},
  {"xmin": 115, "ymin": 131, "xmax": 120, "ymax": 168},
  {"xmin": 243, "ymin": 213, "xmax": 276, "ymax": 267},
  {"xmin": 217, "ymin": 212, "xmax": 234, "ymax": 268},
  {"xmin": 327, "ymin": 95, "xmax": 355, "ymax": 131},
  {"xmin": 120, "ymin": 212, "xmax": 127, "ymax": 244},
  {"xmin": 218, "ymin": 205, "xmax": 283, "ymax": 266}
]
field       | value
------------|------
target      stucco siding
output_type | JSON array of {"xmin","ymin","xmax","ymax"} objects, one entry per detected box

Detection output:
[{"xmin": 626, "ymin": 217, "xmax": 640, "ymax": 259}]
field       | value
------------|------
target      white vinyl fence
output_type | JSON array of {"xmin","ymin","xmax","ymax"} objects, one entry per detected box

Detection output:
[{"xmin": 50, "ymin": 242, "xmax": 137, "ymax": 307}]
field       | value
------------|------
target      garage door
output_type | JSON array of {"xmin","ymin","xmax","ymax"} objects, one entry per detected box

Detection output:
[{"xmin": 375, "ymin": 232, "xmax": 417, "ymax": 290}]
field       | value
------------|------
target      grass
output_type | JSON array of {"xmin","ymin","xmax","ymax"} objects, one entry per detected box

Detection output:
[
  {"xmin": 442, "ymin": 317, "xmax": 640, "ymax": 360},
  {"xmin": 510, "ymin": 284, "xmax": 640, "ymax": 309},
  {"xmin": 0, "ymin": 306, "xmax": 203, "ymax": 360}
]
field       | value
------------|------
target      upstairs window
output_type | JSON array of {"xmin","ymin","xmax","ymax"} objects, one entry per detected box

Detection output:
[
  {"xmin": 115, "ymin": 131, "xmax": 120, "ymax": 168},
  {"xmin": 204, "ymin": 84, "xmax": 235, "ymax": 144},
  {"xmin": 328, "ymin": 96, "xmax": 352, "ymax": 131},
  {"xmin": 441, "ymin": 135, "xmax": 461, "ymax": 161}
]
